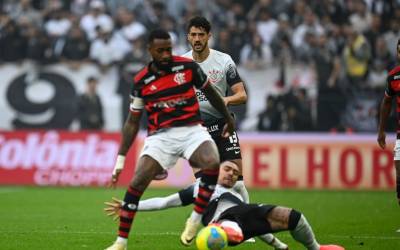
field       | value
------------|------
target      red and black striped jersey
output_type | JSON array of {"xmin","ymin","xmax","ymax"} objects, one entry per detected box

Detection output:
[
  {"xmin": 130, "ymin": 56, "xmax": 209, "ymax": 135},
  {"xmin": 385, "ymin": 65, "xmax": 400, "ymax": 137}
]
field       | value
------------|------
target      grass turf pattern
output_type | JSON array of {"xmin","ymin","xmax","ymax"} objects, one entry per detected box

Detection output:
[{"xmin": 0, "ymin": 187, "xmax": 399, "ymax": 250}]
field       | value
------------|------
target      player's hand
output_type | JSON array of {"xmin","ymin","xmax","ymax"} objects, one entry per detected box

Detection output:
[
  {"xmin": 377, "ymin": 132, "xmax": 386, "ymax": 149},
  {"xmin": 222, "ymin": 119, "xmax": 235, "ymax": 138},
  {"xmin": 104, "ymin": 197, "xmax": 122, "ymax": 221},
  {"xmin": 108, "ymin": 155, "xmax": 126, "ymax": 188}
]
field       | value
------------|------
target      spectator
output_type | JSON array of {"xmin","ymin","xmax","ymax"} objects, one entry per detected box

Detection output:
[
  {"xmin": 257, "ymin": 95, "xmax": 282, "ymax": 131},
  {"xmin": 284, "ymin": 88, "xmax": 313, "ymax": 131},
  {"xmin": 89, "ymin": 26, "xmax": 131, "ymax": 72},
  {"xmin": 349, "ymin": 0, "xmax": 372, "ymax": 33},
  {"xmin": 312, "ymin": 33, "xmax": 345, "ymax": 131},
  {"xmin": 255, "ymin": 8, "xmax": 278, "ymax": 46},
  {"xmin": 342, "ymin": 24, "xmax": 371, "ymax": 92},
  {"xmin": 44, "ymin": 9, "xmax": 71, "ymax": 38},
  {"xmin": 5, "ymin": 0, "xmax": 42, "ymax": 27},
  {"xmin": 79, "ymin": 0, "xmax": 113, "ymax": 41},
  {"xmin": 61, "ymin": 25, "xmax": 90, "ymax": 69},
  {"xmin": 0, "ymin": 20, "xmax": 26, "ymax": 62},
  {"xmin": 383, "ymin": 18, "xmax": 400, "ymax": 60},
  {"xmin": 115, "ymin": 8, "xmax": 146, "ymax": 42},
  {"xmin": 77, "ymin": 76, "xmax": 104, "ymax": 130},
  {"xmin": 25, "ymin": 23, "xmax": 51, "ymax": 64},
  {"xmin": 240, "ymin": 33, "xmax": 272, "ymax": 70},
  {"xmin": 292, "ymin": 8, "xmax": 324, "ymax": 54}
]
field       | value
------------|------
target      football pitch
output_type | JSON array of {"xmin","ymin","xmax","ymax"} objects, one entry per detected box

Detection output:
[{"xmin": 0, "ymin": 187, "xmax": 399, "ymax": 250}]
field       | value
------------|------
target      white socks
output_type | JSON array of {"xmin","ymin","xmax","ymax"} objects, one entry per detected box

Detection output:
[
  {"xmin": 290, "ymin": 215, "xmax": 320, "ymax": 250},
  {"xmin": 190, "ymin": 210, "xmax": 202, "ymax": 223},
  {"xmin": 116, "ymin": 237, "xmax": 127, "ymax": 245},
  {"xmin": 259, "ymin": 233, "xmax": 288, "ymax": 249}
]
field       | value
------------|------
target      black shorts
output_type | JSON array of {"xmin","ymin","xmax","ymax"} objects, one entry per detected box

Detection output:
[
  {"xmin": 217, "ymin": 203, "xmax": 276, "ymax": 244},
  {"xmin": 178, "ymin": 184, "xmax": 195, "ymax": 206},
  {"xmin": 205, "ymin": 119, "xmax": 242, "ymax": 161}
]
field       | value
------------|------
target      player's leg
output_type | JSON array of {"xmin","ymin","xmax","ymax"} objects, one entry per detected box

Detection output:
[
  {"xmin": 395, "ymin": 160, "xmax": 400, "ymax": 206},
  {"xmin": 266, "ymin": 207, "xmax": 343, "ymax": 250},
  {"xmin": 105, "ymin": 155, "xmax": 163, "ymax": 250},
  {"xmin": 180, "ymin": 140, "xmax": 220, "ymax": 245}
]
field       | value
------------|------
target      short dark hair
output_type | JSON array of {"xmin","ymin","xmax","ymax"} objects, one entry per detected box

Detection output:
[
  {"xmin": 187, "ymin": 16, "xmax": 211, "ymax": 33},
  {"xmin": 148, "ymin": 29, "xmax": 170, "ymax": 43}
]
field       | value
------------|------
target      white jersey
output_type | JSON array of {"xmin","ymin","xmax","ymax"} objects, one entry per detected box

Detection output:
[
  {"xmin": 192, "ymin": 181, "xmax": 242, "ymax": 202},
  {"xmin": 182, "ymin": 49, "xmax": 242, "ymax": 124}
]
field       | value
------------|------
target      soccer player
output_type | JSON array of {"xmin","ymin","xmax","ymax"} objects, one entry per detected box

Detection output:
[
  {"xmin": 182, "ymin": 16, "xmax": 250, "ymax": 204},
  {"xmin": 105, "ymin": 161, "xmax": 344, "ymax": 250},
  {"xmin": 105, "ymin": 29, "xmax": 235, "ymax": 250},
  {"xmin": 377, "ymin": 39, "xmax": 400, "ymax": 215}
]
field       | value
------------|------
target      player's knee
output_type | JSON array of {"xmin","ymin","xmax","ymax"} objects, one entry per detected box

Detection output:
[
  {"xmin": 288, "ymin": 209, "xmax": 302, "ymax": 230},
  {"xmin": 202, "ymin": 155, "xmax": 219, "ymax": 169}
]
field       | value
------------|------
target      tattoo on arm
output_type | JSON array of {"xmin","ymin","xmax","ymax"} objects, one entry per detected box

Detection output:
[{"xmin": 119, "ymin": 113, "xmax": 142, "ymax": 155}]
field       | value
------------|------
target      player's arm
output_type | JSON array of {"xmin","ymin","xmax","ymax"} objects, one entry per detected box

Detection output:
[
  {"xmin": 224, "ymin": 82, "xmax": 247, "ymax": 106},
  {"xmin": 377, "ymin": 94, "xmax": 393, "ymax": 149},
  {"xmin": 223, "ymin": 59, "xmax": 247, "ymax": 106},
  {"xmin": 110, "ymin": 92, "xmax": 144, "ymax": 187},
  {"xmin": 202, "ymin": 83, "xmax": 235, "ymax": 137},
  {"xmin": 104, "ymin": 183, "xmax": 199, "ymax": 219}
]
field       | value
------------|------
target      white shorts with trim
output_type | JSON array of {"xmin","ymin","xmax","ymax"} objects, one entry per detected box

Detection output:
[
  {"xmin": 394, "ymin": 140, "xmax": 400, "ymax": 160},
  {"xmin": 140, "ymin": 124, "xmax": 215, "ymax": 169}
]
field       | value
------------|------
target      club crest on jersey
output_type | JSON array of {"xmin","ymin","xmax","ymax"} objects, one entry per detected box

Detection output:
[
  {"xmin": 208, "ymin": 69, "xmax": 223, "ymax": 84},
  {"xmin": 174, "ymin": 72, "xmax": 186, "ymax": 85}
]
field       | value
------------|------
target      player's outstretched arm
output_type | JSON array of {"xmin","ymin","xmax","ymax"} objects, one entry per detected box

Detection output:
[
  {"xmin": 138, "ymin": 193, "xmax": 183, "ymax": 211},
  {"xmin": 104, "ymin": 193, "xmax": 184, "ymax": 220}
]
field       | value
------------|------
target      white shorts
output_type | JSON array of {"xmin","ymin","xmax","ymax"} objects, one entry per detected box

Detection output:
[
  {"xmin": 394, "ymin": 140, "xmax": 400, "ymax": 160},
  {"xmin": 140, "ymin": 124, "xmax": 215, "ymax": 169}
]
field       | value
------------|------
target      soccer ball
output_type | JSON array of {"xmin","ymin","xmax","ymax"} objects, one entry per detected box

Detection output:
[{"xmin": 196, "ymin": 225, "xmax": 228, "ymax": 250}]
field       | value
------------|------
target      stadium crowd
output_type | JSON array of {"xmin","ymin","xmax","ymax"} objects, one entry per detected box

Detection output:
[{"xmin": 0, "ymin": 0, "xmax": 399, "ymax": 132}]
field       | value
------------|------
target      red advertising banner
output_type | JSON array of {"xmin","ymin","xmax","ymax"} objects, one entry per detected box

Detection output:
[
  {"xmin": 239, "ymin": 133, "xmax": 395, "ymax": 190},
  {"xmin": 0, "ymin": 131, "xmax": 395, "ymax": 190}
]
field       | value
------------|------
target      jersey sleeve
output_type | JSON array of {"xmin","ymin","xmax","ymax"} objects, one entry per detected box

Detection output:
[
  {"xmin": 385, "ymin": 75, "xmax": 395, "ymax": 97},
  {"xmin": 191, "ymin": 62, "xmax": 209, "ymax": 89},
  {"xmin": 129, "ymin": 81, "xmax": 144, "ymax": 115},
  {"xmin": 224, "ymin": 56, "xmax": 242, "ymax": 87}
]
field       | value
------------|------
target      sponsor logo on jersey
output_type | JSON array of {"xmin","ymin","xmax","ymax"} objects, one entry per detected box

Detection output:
[
  {"xmin": 150, "ymin": 85, "xmax": 157, "ymax": 91},
  {"xmin": 172, "ymin": 65, "xmax": 184, "ymax": 72},
  {"xmin": 207, "ymin": 124, "xmax": 219, "ymax": 132},
  {"xmin": 144, "ymin": 75, "xmax": 156, "ymax": 84},
  {"xmin": 173, "ymin": 72, "xmax": 186, "ymax": 85},
  {"xmin": 394, "ymin": 75, "xmax": 400, "ymax": 80},
  {"xmin": 153, "ymin": 97, "xmax": 187, "ymax": 108}
]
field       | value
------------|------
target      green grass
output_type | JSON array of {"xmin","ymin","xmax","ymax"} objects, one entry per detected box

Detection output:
[{"xmin": 0, "ymin": 187, "xmax": 399, "ymax": 250}]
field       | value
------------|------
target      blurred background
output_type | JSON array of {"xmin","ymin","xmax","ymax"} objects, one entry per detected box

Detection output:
[{"xmin": 0, "ymin": 0, "xmax": 398, "ymax": 189}]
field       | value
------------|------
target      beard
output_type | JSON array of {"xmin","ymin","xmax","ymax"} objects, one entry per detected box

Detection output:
[
  {"xmin": 193, "ymin": 42, "xmax": 206, "ymax": 52},
  {"xmin": 153, "ymin": 60, "xmax": 172, "ymax": 71}
]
